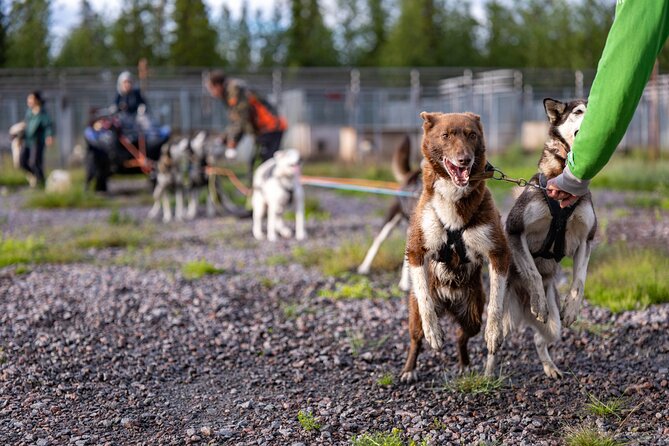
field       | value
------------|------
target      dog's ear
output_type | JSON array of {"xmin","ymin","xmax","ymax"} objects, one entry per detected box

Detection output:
[
  {"xmin": 543, "ymin": 98, "xmax": 566, "ymax": 124},
  {"xmin": 464, "ymin": 112, "xmax": 480, "ymax": 122},
  {"xmin": 420, "ymin": 112, "xmax": 436, "ymax": 129}
]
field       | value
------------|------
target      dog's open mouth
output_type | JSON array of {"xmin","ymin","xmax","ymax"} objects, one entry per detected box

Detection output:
[{"xmin": 444, "ymin": 159, "xmax": 471, "ymax": 187}]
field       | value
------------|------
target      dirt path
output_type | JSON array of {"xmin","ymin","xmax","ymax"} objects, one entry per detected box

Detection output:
[{"xmin": 1, "ymin": 186, "xmax": 668, "ymax": 445}]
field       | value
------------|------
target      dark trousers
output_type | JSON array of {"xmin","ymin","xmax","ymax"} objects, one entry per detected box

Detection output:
[
  {"xmin": 19, "ymin": 142, "xmax": 45, "ymax": 185},
  {"xmin": 247, "ymin": 131, "xmax": 284, "ymax": 182}
]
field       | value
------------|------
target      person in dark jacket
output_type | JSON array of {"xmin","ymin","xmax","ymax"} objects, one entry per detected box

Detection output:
[
  {"xmin": 114, "ymin": 71, "xmax": 146, "ymax": 115},
  {"xmin": 21, "ymin": 91, "xmax": 53, "ymax": 187}
]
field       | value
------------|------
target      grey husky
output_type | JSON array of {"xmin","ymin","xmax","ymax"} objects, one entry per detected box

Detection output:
[{"xmin": 485, "ymin": 98, "xmax": 597, "ymax": 378}]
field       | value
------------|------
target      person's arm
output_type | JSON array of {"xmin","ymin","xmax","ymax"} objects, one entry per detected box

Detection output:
[
  {"xmin": 550, "ymin": 0, "xmax": 669, "ymax": 200},
  {"xmin": 224, "ymin": 82, "xmax": 251, "ymax": 148},
  {"xmin": 43, "ymin": 112, "xmax": 54, "ymax": 147}
]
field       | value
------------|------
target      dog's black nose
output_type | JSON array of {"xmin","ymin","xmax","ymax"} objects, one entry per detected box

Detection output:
[{"xmin": 458, "ymin": 157, "xmax": 472, "ymax": 167}]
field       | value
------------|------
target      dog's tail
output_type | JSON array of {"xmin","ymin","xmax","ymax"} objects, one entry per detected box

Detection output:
[{"xmin": 392, "ymin": 135, "xmax": 412, "ymax": 183}]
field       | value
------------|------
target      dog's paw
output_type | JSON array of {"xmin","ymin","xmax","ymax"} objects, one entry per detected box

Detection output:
[
  {"xmin": 484, "ymin": 354, "xmax": 497, "ymax": 377},
  {"xmin": 423, "ymin": 324, "xmax": 444, "ymax": 351},
  {"xmin": 530, "ymin": 290, "xmax": 549, "ymax": 324},
  {"xmin": 267, "ymin": 233, "xmax": 278, "ymax": 242},
  {"xmin": 253, "ymin": 231, "xmax": 265, "ymax": 241},
  {"xmin": 400, "ymin": 370, "xmax": 418, "ymax": 383},
  {"xmin": 296, "ymin": 231, "xmax": 306, "ymax": 241},
  {"xmin": 278, "ymin": 228, "xmax": 292, "ymax": 239},
  {"xmin": 357, "ymin": 265, "xmax": 370, "ymax": 275},
  {"xmin": 542, "ymin": 362, "xmax": 563, "ymax": 379},
  {"xmin": 561, "ymin": 296, "xmax": 581, "ymax": 327},
  {"xmin": 485, "ymin": 323, "xmax": 503, "ymax": 355}
]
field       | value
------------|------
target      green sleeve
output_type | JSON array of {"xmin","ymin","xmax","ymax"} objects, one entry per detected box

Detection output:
[{"xmin": 567, "ymin": 0, "xmax": 669, "ymax": 180}]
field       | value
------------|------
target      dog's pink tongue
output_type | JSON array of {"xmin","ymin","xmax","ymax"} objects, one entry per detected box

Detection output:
[{"xmin": 453, "ymin": 165, "xmax": 469, "ymax": 184}]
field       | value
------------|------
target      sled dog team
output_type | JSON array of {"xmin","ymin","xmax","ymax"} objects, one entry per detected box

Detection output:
[{"xmin": 151, "ymin": 97, "xmax": 595, "ymax": 379}]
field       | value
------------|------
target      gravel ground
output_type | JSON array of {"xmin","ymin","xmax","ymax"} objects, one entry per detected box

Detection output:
[{"xmin": 1, "ymin": 183, "xmax": 668, "ymax": 445}]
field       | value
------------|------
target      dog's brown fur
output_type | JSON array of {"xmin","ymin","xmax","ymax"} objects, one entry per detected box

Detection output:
[{"xmin": 401, "ymin": 112, "xmax": 510, "ymax": 382}]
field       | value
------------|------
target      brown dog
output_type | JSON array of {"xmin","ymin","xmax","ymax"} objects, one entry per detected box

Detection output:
[{"xmin": 400, "ymin": 112, "xmax": 510, "ymax": 382}]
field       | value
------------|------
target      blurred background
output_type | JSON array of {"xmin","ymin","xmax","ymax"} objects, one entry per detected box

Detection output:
[{"xmin": 1, "ymin": 0, "xmax": 668, "ymax": 164}]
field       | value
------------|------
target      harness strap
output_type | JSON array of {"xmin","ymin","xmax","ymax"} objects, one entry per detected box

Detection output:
[
  {"xmin": 437, "ymin": 227, "xmax": 470, "ymax": 265},
  {"xmin": 532, "ymin": 173, "xmax": 578, "ymax": 262}
]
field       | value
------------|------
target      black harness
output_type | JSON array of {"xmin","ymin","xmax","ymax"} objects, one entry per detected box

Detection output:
[
  {"xmin": 531, "ymin": 173, "xmax": 578, "ymax": 262},
  {"xmin": 437, "ymin": 227, "xmax": 470, "ymax": 265}
]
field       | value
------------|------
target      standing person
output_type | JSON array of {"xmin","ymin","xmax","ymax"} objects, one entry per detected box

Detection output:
[
  {"xmin": 114, "ymin": 71, "xmax": 147, "ymax": 115},
  {"xmin": 547, "ymin": 1, "xmax": 669, "ymax": 207},
  {"xmin": 205, "ymin": 70, "xmax": 287, "ymax": 174},
  {"xmin": 21, "ymin": 91, "xmax": 53, "ymax": 188}
]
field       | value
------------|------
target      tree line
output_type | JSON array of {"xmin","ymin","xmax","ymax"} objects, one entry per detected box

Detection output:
[{"xmin": 2, "ymin": 0, "xmax": 659, "ymax": 71}]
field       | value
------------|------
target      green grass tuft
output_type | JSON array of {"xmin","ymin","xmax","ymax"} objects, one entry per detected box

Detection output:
[
  {"xmin": 0, "ymin": 235, "xmax": 81, "ymax": 267},
  {"xmin": 585, "ymin": 394, "xmax": 625, "ymax": 418},
  {"xmin": 564, "ymin": 426, "xmax": 624, "ymax": 446},
  {"xmin": 297, "ymin": 410, "xmax": 320, "ymax": 432},
  {"xmin": 181, "ymin": 259, "xmax": 225, "ymax": 280},
  {"xmin": 351, "ymin": 428, "xmax": 428, "ymax": 446},
  {"xmin": 0, "ymin": 158, "xmax": 29, "ymax": 187},
  {"xmin": 586, "ymin": 245, "xmax": 669, "ymax": 313},
  {"xmin": 376, "ymin": 373, "xmax": 394, "ymax": 387},
  {"xmin": 108, "ymin": 209, "xmax": 137, "ymax": 225},
  {"xmin": 445, "ymin": 371, "xmax": 506, "ymax": 395},
  {"xmin": 25, "ymin": 188, "xmax": 108, "ymax": 209},
  {"xmin": 318, "ymin": 276, "xmax": 391, "ymax": 300}
]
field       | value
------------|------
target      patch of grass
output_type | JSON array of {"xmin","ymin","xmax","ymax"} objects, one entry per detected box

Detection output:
[
  {"xmin": 0, "ymin": 158, "xmax": 28, "ymax": 187},
  {"xmin": 266, "ymin": 254, "xmax": 290, "ymax": 266},
  {"xmin": 285, "ymin": 196, "xmax": 331, "ymax": 221},
  {"xmin": 0, "ymin": 235, "xmax": 81, "ymax": 267},
  {"xmin": 181, "ymin": 259, "xmax": 225, "ymax": 280},
  {"xmin": 108, "ymin": 208, "xmax": 137, "ymax": 225},
  {"xmin": 292, "ymin": 235, "xmax": 404, "ymax": 277},
  {"xmin": 303, "ymin": 161, "xmax": 396, "ymax": 182},
  {"xmin": 585, "ymin": 394, "xmax": 626, "ymax": 419},
  {"xmin": 259, "ymin": 276, "xmax": 277, "ymax": 288},
  {"xmin": 25, "ymin": 188, "xmax": 108, "ymax": 209},
  {"xmin": 281, "ymin": 303, "xmax": 300, "ymax": 319},
  {"xmin": 564, "ymin": 426, "xmax": 624, "ymax": 446},
  {"xmin": 376, "ymin": 373, "xmax": 394, "ymax": 387},
  {"xmin": 351, "ymin": 428, "xmax": 428, "ymax": 446},
  {"xmin": 624, "ymin": 195, "xmax": 669, "ymax": 210},
  {"xmin": 318, "ymin": 276, "xmax": 391, "ymax": 300},
  {"xmin": 297, "ymin": 410, "xmax": 320, "ymax": 432},
  {"xmin": 73, "ymin": 224, "xmax": 152, "ymax": 250},
  {"xmin": 347, "ymin": 330, "xmax": 366, "ymax": 357},
  {"xmin": 586, "ymin": 245, "xmax": 669, "ymax": 313},
  {"xmin": 591, "ymin": 156, "xmax": 669, "ymax": 193},
  {"xmin": 445, "ymin": 371, "xmax": 506, "ymax": 395}
]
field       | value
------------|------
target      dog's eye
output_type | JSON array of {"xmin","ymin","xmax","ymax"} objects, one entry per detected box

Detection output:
[
  {"xmin": 573, "ymin": 109, "xmax": 583, "ymax": 115},
  {"xmin": 468, "ymin": 133, "xmax": 477, "ymax": 141}
]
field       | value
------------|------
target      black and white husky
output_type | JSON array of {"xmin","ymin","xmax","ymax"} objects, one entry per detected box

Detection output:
[
  {"xmin": 148, "ymin": 138, "xmax": 190, "ymax": 222},
  {"xmin": 357, "ymin": 136, "xmax": 421, "ymax": 291},
  {"xmin": 485, "ymin": 98, "xmax": 597, "ymax": 378},
  {"xmin": 252, "ymin": 148, "xmax": 306, "ymax": 242}
]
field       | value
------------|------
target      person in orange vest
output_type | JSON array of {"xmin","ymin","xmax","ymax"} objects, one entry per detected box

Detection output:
[{"xmin": 206, "ymin": 70, "xmax": 287, "ymax": 173}]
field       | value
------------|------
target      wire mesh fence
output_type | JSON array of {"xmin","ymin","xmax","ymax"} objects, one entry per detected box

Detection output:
[{"xmin": 1, "ymin": 66, "xmax": 667, "ymax": 163}]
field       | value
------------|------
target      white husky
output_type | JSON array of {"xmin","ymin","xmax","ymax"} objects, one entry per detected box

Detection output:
[{"xmin": 252, "ymin": 148, "xmax": 306, "ymax": 242}]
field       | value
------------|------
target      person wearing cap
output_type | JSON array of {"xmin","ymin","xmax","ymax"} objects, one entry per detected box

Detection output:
[
  {"xmin": 547, "ymin": 0, "xmax": 669, "ymax": 207},
  {"xmin": 21, "ymin": 91, "xmax": 54, "ymax": 187},
  {"xmin": 205, "ymin": 70, "xmax": 287, "ymax": 170},
  {"xmin": 114, "ymin": 71, "xmax": 147, "ymax": 115}
]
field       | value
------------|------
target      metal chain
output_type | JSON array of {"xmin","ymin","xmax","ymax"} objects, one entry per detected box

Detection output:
[{"xmin": 490, "ymin": 167, "xmax": 546, "ymax": 190}]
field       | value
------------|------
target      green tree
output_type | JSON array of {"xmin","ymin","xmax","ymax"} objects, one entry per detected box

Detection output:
[
  {"xmin": 286, "ymin": 0, "xmax": 338, "ymax": 67},
  {"xmin": 258, "ymin": 2, "xmax": 287, "ymax": 68},
  {"xmin": 0, "ymin": 0, "xmax": 7, "ymax": 66},
  {"xmin": 111, "ymin": 0, "xmax": 154, "ymax": 66},
  {"xmin": 356, "ymin": 0, "xmax": 388, "ymax": 66},
  {"xmin": 484, "ymin": 1, "xmax": 524, "ymax": 67},
  {"xmin": 54, "ymin": 0, "xmax": 110, "ymax": 67},
  {"xmin": 6, "ymin": 0, "xmax": 50, "ymax": 68},
  {"xmin": 170, "ymin": 0, "xmax": 220, "ymax": 66},
  {"xmin": 380, "ymin": 0, "xmax": 478, "ymax": 67},
  {"xmin": 234, "ymin": 1, "xmax": 252, "ymax": 70}
]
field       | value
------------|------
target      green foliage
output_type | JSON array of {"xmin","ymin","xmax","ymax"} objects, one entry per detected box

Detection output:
[
  {"xmin": 318, "ymin": 275, "xmax": 392, "ymax": 300},
  {"xmin": 54, "ymin": 0, "xmax": 110, "ymax": 67},
  {"xmin": 591, "ymin": 157, "xmax": 669, "ymax": 192},
  {"xmin": 0, "ymin": 235, "xmax": 81, "ymax": 267},
  {"xmin": 286, "ymin": 0, "xmax": 338, "ymax": 67},
  {"xmin": 5, "ymin": 0, "xmax": 50, "ymax": 68},
  {"xmin": 585, "ymin": 394, "xmax": 625, "ymax": 419},
  {"xmin": 24, "ymin": 188, "xmax": 108, "ymax": 209},
  {"xmin": 586, "ymin": 245, "xmax": 669, "ymax": 313},
  {"xmin": 0, "ymin": 158, "xmax": 29, "ymax": 187},
  {"xmin": 297, "ymin": 410, "xmax": 321, "ymax": 431},
  {"xmin": 351, "ymin": 428, "xmax": 428, "ymax": 446},
  {"xmin": 445, "ymin": 371, "xmax": 506, "ymax": 395},
  {"xmin": 376, "ymin": 373, "xmax": 394, "ymax": 387},
  {"xmin": 110, "ymin": 0, "xmax": 156, "ymax": 66},
  {"xmin": 564, "ymin": 426, "xmax": 624, "ymax": 446},
  {"xmin": 170, "ymin": 0, "xmax": 220, "ymax": 66},
  {"xmin": 181, "ymin": 259, "xmax": 224, "ymax": 280},
  {"xmin": 0, "ymin": 0, "xmax": 7, "ymax": 66}
]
